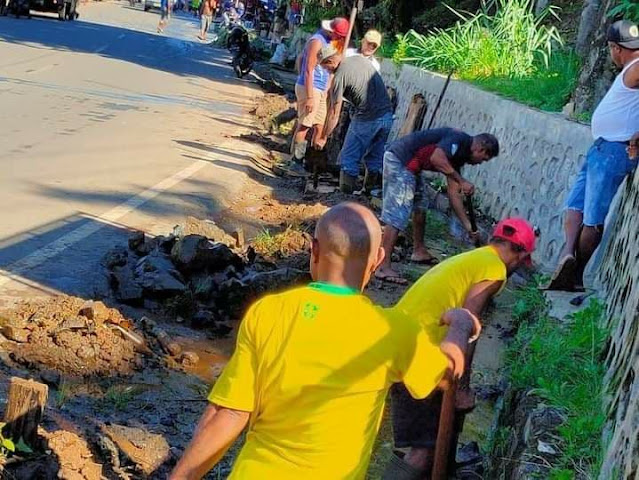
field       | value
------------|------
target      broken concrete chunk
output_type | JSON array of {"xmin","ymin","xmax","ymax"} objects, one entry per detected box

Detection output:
[
  {"xmin": 101, "ymin": 246, "xmax": 129, "ymax": 270},
  {"xmin": 134, "ymin": 253, "xmax": 186, "ymax": 297},
  {"xmin": 128, "ymin": 231, "xmax": 146, "ymax": 252},
  {"xmin": 102, "ymin": 424, "xmax": 170, "ymax": 476},
  {"xmin": 191, "ymin": 309, "xmax": 215, "ymax": 329},
  {"xmin": 111, "ymin": 267, "xmax": 143, "ymax": 305},
  {"xmin": 182, "ymin": 217, "xmax": 237, "ymax": 246},
  {"xmin": 171, "ymin": 235, "xmax": 243, "ymax": 273}
]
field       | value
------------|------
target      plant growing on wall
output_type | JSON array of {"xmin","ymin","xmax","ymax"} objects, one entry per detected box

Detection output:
[
  {"xmin": 396, "ymin": 0, "xmax": 563, "ymax": 79},
  {"xmin": 608, "ymin": 0, "xmax": 639, "ymax": 23}
]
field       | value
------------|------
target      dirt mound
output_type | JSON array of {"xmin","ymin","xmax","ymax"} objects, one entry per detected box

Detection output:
[
  {"xmin": 3, "ymin": 297, "xmax": 144, "ymax": 377},
  {"xmin": 250, "ymin": 93, "xmax": 294, "ymax": 131},
  {"xmin": 256, "ymin": 198, "xmax": 328, "ymax": 227}
]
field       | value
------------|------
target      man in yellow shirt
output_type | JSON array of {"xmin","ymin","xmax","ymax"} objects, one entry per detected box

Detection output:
[
  {"xmin": 383, "ymin": 217, "xmax": 537, "ymax": 479},
  {"xmin": 170, "ymin": 202, "xmax": 479, "ymax": 480}
]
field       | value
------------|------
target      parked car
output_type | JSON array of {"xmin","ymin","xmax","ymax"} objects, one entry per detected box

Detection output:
[
  {"xmin": 143, "ymin": 0, "xmax": 161, "ymax": 11},
  {"xmin": 29, "ymin": 0, "xmax": 78, "ymax": 20}
]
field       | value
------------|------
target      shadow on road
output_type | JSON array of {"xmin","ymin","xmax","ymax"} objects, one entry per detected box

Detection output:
[{"xmin": 0, "ymin": 8, "xmax": 248, "ymax": 88}]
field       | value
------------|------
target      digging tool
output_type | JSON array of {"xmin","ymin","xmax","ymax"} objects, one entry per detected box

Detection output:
[
  {"xmin": 427, "ymin": 71, "xmax": 454, "ymax": 130},
  {"xmin": 432, "ymin": 379, "xmax": 458, "ymax": 480},
  {"xmin": 465, "ymin": 194, "xmax": 481, "ymax": 247}
]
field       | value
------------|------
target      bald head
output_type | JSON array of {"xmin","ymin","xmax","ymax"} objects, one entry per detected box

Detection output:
[{"xmin": 315, "ymin": 202, "xmax": 382, "ymax": 260}]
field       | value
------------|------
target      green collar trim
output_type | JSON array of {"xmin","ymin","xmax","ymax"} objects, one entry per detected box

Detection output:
[{"xmin": 309, "ymin": 282, "xmax": 359, "ymax": 296}]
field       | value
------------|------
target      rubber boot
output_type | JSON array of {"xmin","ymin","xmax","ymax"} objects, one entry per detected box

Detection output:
[
  {"xmin": 339, "ymin": 171, "xmax": 358, "ymax": 194},
  {"xmin": 382, "ymin": 451, "xmax": 425, "ymax": 480},
  {"xmin": 363, "ymin": 170, "xmax": 383, "ymax": 195},
  {"xmin": 292, "ymin": 140, "xmax": 308, "ymax": 165}
]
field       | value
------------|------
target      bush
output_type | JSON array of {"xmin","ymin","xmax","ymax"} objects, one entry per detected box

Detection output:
[
  {"xmin": 396, "ymin": 0, "xmax": 563, "ymax": 78},
  {"xmin": 608, "ymin": 0, "xmax": 639, "ymax": 23},
  {"xmin": 300, "ymin": 0, "xmax": 343, "ymax": 33}
]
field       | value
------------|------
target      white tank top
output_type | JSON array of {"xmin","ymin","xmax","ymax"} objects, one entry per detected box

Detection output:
[{"xmin": 591, "ymin": 57, "xmax": 639, "ymax": 142}]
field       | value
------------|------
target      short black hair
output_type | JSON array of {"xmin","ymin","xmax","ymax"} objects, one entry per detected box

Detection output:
[{"xmin": 475, "ymin": 133, "xmax": 500, "ymax": 158}]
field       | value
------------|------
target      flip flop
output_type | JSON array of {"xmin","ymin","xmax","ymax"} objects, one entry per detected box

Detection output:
[
  {"xmin": 409, "ymin": 255, "xmax": 439, "ymax": 266},
  {"xmin": 375, "ymin": 272, "xmax": 408, "ymax": 285},
  {"xmin": 541, "ymin": 254, "xmax": 579, "ymax": 291}
]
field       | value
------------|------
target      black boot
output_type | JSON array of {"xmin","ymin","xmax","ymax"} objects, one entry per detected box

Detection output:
[
  {"xmin": 339, "ymin": 171, "xmax": 358, "ymax": 194},
  {"xmin": 363, "ymin": 169, "xmax": 383, "ymax": 195}
]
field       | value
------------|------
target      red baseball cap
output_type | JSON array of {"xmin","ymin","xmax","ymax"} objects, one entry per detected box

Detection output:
[
  {"xmin": 321, "ymin": 17, "xmax": 350, "ymax": 38},
  {"xmin": 492, "ymin": 217, "xmax": 537, "ymax": 264}
]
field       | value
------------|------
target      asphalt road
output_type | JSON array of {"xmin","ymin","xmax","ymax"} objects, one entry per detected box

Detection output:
[{"xmin": 0, "ymin": 2, "xmax": 262, "ymax": 302}]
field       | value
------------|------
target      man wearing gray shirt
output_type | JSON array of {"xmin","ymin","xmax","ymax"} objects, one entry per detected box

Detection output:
[{"xmin": 317, "ymin": 50, "xmax": 393, "ymax": 193}]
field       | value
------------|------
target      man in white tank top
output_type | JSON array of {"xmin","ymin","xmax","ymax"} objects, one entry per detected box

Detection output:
[{"xmin": 547, "ymin": 20, "xmax": 639, "ymax": 292}]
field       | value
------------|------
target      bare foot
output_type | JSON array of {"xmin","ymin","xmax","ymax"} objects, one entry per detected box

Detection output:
[{"xmin": 375, "ymin": 266, "xmax": 408, "ymax": 285}]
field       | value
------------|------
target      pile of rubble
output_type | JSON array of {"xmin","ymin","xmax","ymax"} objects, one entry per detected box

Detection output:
[
  {"xmin": 1, "ymin": 297, "xmax": 144, "ymax": 377},
  {"xmin": 102, "ymin": 225, "xmax": 310, "ymax": 328}
]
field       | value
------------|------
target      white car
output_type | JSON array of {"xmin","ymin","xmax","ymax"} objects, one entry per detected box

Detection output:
[{"xmin": 143, "ymin": 0, "xmax": 162, "ymax": 11}]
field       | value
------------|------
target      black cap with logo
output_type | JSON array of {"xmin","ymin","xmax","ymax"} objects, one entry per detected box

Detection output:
[{"xmin": 608, "ymin": 20, "xmax": 639, "ymax": 50}]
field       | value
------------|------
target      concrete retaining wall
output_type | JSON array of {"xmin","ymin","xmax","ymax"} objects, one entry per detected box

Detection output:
[
  {"xmin": 594, "ymin": 168, "xmax": 639, "ymax": 479},
  {"xmin": 380, "ymin": 61, "xmax": 593, "ymax": 271}
]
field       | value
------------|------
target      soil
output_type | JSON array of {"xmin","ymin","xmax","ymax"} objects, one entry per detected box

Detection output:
[{"xmin": 1, "ymin": 297, "xmax": 143, "ymax": 377}]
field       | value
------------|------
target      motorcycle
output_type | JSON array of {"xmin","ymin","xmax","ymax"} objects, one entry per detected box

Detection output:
[{"xmin": 227, "ymin": 23, "xmax": 253, "ymax": 78}]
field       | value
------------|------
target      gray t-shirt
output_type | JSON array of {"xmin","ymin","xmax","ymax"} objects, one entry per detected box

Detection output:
[
  {"xmin": 388, "ymin": 128, "xmax": 473, "ymax": 168},
  {"xmin": 330, "ymin": 55, "xmax": 392, "ymax": 121}
]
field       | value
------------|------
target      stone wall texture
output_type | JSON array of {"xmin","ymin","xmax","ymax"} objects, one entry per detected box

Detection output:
[
  {"xmin": 380, "ymin": 61, "xmax": 593, "ymax": 270},
  {"xmin": 380, "ymin": 61, "xmax": 638, "ymax": 478},
  {"xmin": 595, "ymin": 167, "xmax": 639, "ymax": 480}
]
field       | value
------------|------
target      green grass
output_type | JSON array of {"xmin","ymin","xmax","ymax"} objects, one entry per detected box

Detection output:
[
  {"xmin": 471, "ymin": 50, "xmax": 580, "ymax": 112},
  {"xmin": 505, "ymin": 284, "xmax": 608, "ymax": 477},
  {"xmin": 101, "ymin": 384, "xmax": 145, "ymax": 411},
  {"xmin": 390, "ymin": 0, "xmax": 579, "ymax": 112}
]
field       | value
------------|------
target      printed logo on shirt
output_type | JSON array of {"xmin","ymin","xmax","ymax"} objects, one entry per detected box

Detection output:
[
  {"xmin": 451, "ymin": 143, "xmax": 459, "ymax": 156},
  {"xmin": 303, "ymin": 302, "xmax": 320, "ymax": 320}
]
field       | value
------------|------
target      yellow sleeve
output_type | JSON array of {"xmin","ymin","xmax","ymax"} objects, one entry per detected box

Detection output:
[
  {"xmin": 400, "ymin": 325, "xmax": 449, "ymax": 400},
  {"xmin": 208, "ymin": 302, "xmax": 260, "ymax": 412}
]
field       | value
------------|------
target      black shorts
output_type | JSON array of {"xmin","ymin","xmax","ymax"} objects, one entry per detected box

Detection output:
[{"xmin": 390, "ymin": 383, "xmax": 443, "ymax": 449}]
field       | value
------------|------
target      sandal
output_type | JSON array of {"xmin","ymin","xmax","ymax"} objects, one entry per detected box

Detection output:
[
  {"xmin": 410, "ymin": 255, "xmax": 439, "ymax": 266},
  {"xmin": 541, "ymin": 254, "xmax": 578, "ymax": 291}
]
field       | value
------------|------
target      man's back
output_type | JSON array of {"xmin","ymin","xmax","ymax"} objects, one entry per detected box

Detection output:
[
  {"xmin": 332, "ymin": 55, "xmax": 391, "ymax": 120},
  {"xmin": 209, "ymin": 284, "xmax": 447, "ymax": 479},
  {"xmin": 391, "ymin": 246, "xmax": 506, "ymax": 342}
]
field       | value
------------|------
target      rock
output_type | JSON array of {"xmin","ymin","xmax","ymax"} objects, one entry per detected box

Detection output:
[
  {"xmin": 102, "ymin": 424, "xmax": 170, "ymax": 476},
  {"xmin": 139, "ymin": 316, "xmax": 157, "ymax": 333},
  {"xmin": 180, "ymin": 351, "xmax": 199, "ymax": 367},
  {"xmin": 457, "ymin": 441, "xmax": 482, "ymax": 466},
  {"xmin": 191, "ymin": 309, "xmax": 215, "ymax": 329},
  {"xmin": 40, "ymin": 370, "xmax": 62, "ymax": 389},
  {"xmin": 156, "ymin": 234, "xmax": 177, "ymax": 254},
  {"xmin": 101, "ymin": 246, "xmax": 129, "ymax": 270},
  {"xmin": 111, "ymin": 267, "xmax": 143, "ymax": 305},
  {"xmin": 78, "ymin": 300, "xmax": 95, "ymax": 320},
  {"xmin": 182, "ymin": 217, "xmax": 237, "ymax": 247},
  {"xmin": 128, "ymin": 230, "xmax": 146, "ymax": 252},
  {"xmin": 2, "ymin": 325, "xmax": 30, "ymax": 343},
  {"xmin": 171, "ymin": 235, "xmax": 243, "ymax": 273},
  {"xmin": 191, "ymin": 274, "xmax": 216, "ymax": 301},
  {"xmin": 134, "ymin": 252, "xmax": 186, "ymax": 297}
]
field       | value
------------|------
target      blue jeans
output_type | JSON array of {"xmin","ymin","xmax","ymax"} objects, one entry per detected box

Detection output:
[
  {"xmin": 339, "ymin": 112, "xmax": 393, "ymax": 177},
  {"xmin": 564, "ymin": 138, "xmax": 636, "ymax": 226}
]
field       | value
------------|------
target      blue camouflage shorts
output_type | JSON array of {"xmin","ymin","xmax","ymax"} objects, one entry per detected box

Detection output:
[{"xmin": 381, "ymin": 151, "xmax": 430, "ymax": 231}]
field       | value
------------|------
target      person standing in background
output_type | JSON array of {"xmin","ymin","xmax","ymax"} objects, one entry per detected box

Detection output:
[
  {"xmin": 345, "ymin": 29, "xmax": 382, "ymax": 72},
  {"xmin": 198, "ymin": 0, "xmax": 216, "ymax": 41},
  {"xmin": 290, "ymin": 17, "xmax": 349, "ymax": 168},
  {"xmin": 545, "ymin": 20, "xmax": 639, "ymax": 292}
]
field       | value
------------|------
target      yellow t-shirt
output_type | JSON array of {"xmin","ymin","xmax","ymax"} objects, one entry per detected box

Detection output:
[
  {"xmin": 390, "ymin": 246, "xmax": 507, "ymax": 343},
  {"xmin": 208, "ymin": 283, "xmax": 448, "ymax": 480}
]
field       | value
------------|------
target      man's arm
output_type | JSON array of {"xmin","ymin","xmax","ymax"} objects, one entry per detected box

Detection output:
[
  {"xmin": 322, "ymin": 93, "xmax": 343, "ymax": 141},
  {"xmin": 447, "ymin": 176, "xmax": 475, "ymax": 236},
  {"xmin": 170, "ymin": 404, "xmax": 250, "ymax": 480},
  {"xmin": 430, "ymin": 147, "xmax": 474, "ymax": 194},
  {"xmin": 437, "ymin": 308, "xmax": 478, "ymax": 383},
  {"xmin": 463, "ymin": 280, "xmax": 504, "ymax": 317},
  {"xmin": 303, "ymin": 39, "xmax": 322, "ymax": 112}
]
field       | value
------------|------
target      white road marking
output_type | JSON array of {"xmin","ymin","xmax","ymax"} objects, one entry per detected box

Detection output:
[
  {"xmin": 0, "ymin": 159, "xmax": 210, "ymax": 287},
  {"xmin": 94, "ymin": 44, "xmax": 109, "ymax": 53}
]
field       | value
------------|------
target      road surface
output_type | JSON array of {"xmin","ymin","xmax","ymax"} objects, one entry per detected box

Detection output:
[{"xmin": 0, "ymin": 1, "xmax": 262, "ymax": 302}]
